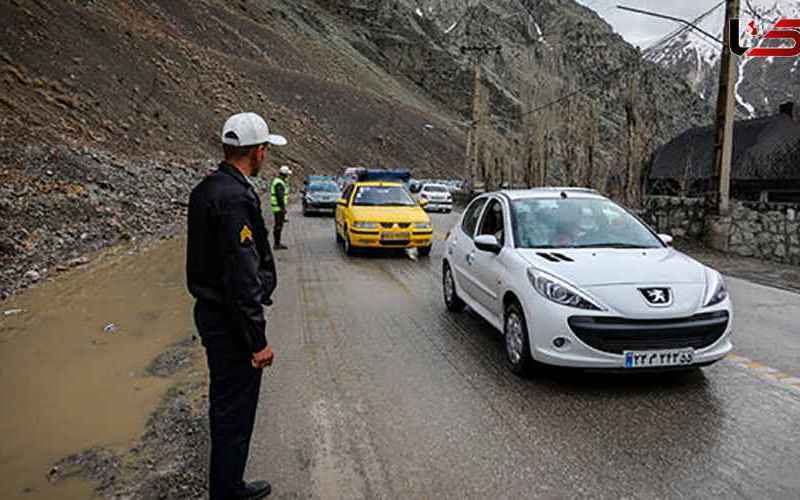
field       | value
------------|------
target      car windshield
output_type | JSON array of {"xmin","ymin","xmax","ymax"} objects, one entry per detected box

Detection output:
[
  {"xmin": 511, "ymin": 198, "xmax": 663, "ymax": 249},
  {"xmin": 353, "ymin": 186, "xmax": 416, "ymax": 207},
  {"xmin": 308, "ymin": 182, "xmax": 339, "ymax": 192},
  {"xmin": 424, "ymin": 185, "xmax": 447, "ymax": 192}
]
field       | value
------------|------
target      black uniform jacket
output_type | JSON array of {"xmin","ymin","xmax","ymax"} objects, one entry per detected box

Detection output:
[{"xmin": 186, "ymin": 162, "xmax": 277, "ymax": 352}]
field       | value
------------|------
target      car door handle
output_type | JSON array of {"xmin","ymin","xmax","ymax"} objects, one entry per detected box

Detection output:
[{"xmin": 466, "ymin": 252, "xmax": 474, "ymax": 265}]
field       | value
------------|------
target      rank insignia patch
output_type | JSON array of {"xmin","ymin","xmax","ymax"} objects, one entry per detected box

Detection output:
[{"xmin": 240, "ymin": 225, "xmax": 253, "ymax": 244}]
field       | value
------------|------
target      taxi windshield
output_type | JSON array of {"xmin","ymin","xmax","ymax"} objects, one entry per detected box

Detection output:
[
  {"xmin": 511, "ymin": 198, "xmax": 663, "ymax": 249},
  {"xmin": 353, "ymin": 186, "xmax": 416, "ymax": 207}
]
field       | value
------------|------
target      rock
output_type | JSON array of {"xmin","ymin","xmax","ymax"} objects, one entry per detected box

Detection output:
[{"xmin": 24, "ymin": 270, "xmax": 41, "ymax": 283}]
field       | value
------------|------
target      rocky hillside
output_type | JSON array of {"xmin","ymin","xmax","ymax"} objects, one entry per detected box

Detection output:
[
  {"xmin": 0, "ymin": 0, "xmax": 708, "ymax": 299},
  {"xmin": 645, "ymin": 0, "xmax": 800, "ymax": 118},
  {"xmin": 318, "ymin": 0, "xmax": 710, "ymax": 189}
]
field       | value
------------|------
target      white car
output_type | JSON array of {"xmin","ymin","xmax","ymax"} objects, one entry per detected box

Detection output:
[
  {"xmin": 419, "ymin": 183, "xmax": 453, "ymax": 213},
  {"xmin": 442, "ymin": 188, "xmax": 733, "ymax": 375}
]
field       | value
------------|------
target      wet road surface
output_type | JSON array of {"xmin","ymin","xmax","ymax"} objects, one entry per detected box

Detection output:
[{"xmin": 248, "ymin": 209, "xmax": 800, "ymax": 499}]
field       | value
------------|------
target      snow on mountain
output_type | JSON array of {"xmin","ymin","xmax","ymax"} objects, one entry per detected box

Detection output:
[{"xmin": 645, "ymin": 0, "xmax": 800, "ymax": 118}]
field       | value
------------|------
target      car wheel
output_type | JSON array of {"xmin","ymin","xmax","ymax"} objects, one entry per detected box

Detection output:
[
  {"xmin": 335, "ymin": 224, "xmax": 343, "ymax": 243},
  {"xmin": 442, "ymin": 262, "xmax": 465, "ymax": 312},
  {"xmin": 343, "ymin": 227, "xmax": 356, "ymax": 256},
  {"xmin": 504, "ymin": 300, "xmax": 534, "ymax": 376},
  {"xmin": 418, "ymin": 245, "xmax": 432, "ymax": 258}
]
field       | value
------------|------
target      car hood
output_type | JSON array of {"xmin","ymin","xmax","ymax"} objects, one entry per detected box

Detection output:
[
  {"xmin": 349, "ymin": 205, "xmax": 430, "ymax": 223},
  {"xmin": 518, "ymin": 248, "xmax": 706, "ymax": 287}
]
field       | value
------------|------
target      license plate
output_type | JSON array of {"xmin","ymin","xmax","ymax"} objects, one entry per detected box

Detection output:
[
  {"xmin": 624, "ymin": 348, "xmax": 694, "ymax": 368},
  {"xmin": 382, "ymin": 232, "xmax": 410, "ymax": 240}
]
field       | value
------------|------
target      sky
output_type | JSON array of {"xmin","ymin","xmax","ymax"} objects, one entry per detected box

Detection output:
[{"xmin": 576, "ymin": 0, "xmax": 721, "ymax": 48}]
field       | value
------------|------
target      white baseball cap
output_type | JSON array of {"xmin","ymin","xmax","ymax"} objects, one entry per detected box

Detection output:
[
  {"xmin": 221, "ymin": 112, "xmax": 287, "ymax": 147},
  {"xmin": 279, "ymin": 165, "xmax": 292, "ymax": 175}
]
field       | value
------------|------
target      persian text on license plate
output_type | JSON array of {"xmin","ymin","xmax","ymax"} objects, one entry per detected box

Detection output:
[
  {"xmin": 382, "ymin": 232, "xmax": 410, "ymax": 240},
  {"xmin": 624, "ymin": 348, "xmax": 694, "ymax": 369}
]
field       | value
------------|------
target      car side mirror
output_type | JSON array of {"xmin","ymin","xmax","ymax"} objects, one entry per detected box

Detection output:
[
  {"xmin": 474, "ymin": 234, "xmax": 502, "ymax": 254},
  {"xmin": 658, "ymin": 234, "xmax": 674, "ymax": 246},
  {"xmin": 337, "ymin": 198, "xmax": 348, "ymax": 207},
  {"xmin": 418, "ymin": 199, "xmax": 429, "ymax": 208}
]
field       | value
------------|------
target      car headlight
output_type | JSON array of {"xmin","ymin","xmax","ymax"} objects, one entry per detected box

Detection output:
[
  {"xmin": 414, "ymin": 222, "xmax": 431, "ymax": 230},
  {"xmin": 704, "ymin": 270, "xmax": 728, "ymax": 307},
  {"xmin": 527, "ymin": 268, "xmax": 603, "ymax": 310},
  {"xmin": 353, "ymin": 221, "xmax": 378, "ymax": 229}
]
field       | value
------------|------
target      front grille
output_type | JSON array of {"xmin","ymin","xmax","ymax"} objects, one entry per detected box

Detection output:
[
  {"xmin": 380, "ymin": 222, "xmax": 411, "ymax": 229},
  {"xmin": 380, "ymin": 240, "xmax": 410, "ymax": 246},
  {"xmin": 568, "ymin": 311, "xmax": 729, "ymax": 354}
]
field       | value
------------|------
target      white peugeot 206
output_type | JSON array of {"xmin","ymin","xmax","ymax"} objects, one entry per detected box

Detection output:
[{"xmin": 442, "ymin": 188, "xmax": 732, "ymax": 375}]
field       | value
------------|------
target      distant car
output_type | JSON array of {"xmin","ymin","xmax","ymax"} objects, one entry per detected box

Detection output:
[
  {"xmin": 442, "ymin": 188, "xmax": 733, "ymax": 375},
  {"xmin": 418, "ymin": 183, "xmax": 453, "ymax": 213},
  {"xmin": 303, "ymin": 181, "xmax": 341, "ymax": 216},
  {"xmin": 335, "ymin": 181, "xmax": 433, "ymax": 257}
]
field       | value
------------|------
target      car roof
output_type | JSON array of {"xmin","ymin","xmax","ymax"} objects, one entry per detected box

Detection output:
[
  {"xmin": 487, "ymin": 188, "xmax": 606, "ymax": 201},
  {"xmin": 353, "ymin": 181, "xmax": 404, "ymax": 187}
]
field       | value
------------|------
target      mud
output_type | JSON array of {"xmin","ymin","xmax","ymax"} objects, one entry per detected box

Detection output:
[{"xmin": 0, "ymin": 237, "xmax": 195, "ymax": 499}]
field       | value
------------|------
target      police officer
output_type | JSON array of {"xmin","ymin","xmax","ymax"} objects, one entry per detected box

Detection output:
[
  {"xmin": 187, "ymin": 112, "xmax": 286, "ymax": 500},
  {"xmin": 270, "ymin": 165, "xmax": 291, "ymax": 250}
]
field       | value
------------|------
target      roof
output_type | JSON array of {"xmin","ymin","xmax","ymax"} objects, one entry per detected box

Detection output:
[
  {"xmin": 495, "ymin": 188, "xmax": 605, "ymax": 200},
  {"xmin": 650, "ymin": 113, "xmax": 800, "ymax": 181},
  {"xmin": 353, "ymin": 181, "xmax": 404, "ymax": 187}
]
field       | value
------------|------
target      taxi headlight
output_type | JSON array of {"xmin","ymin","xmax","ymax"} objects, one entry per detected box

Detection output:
[
  {"xmin": 527, "ymin": 268, "xmax": 602, "ymax": 310},
  {"xmin": 353, "ymin": 221, "xmax": 378, "ymax": 229},
  {"xmin": 414, "ymin": 222, "xmax": 432, "ymax": 230}
]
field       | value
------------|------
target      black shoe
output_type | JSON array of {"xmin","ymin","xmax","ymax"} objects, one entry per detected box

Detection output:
[
  {"xmin": 274, "ymin": 244, "xmax": 288, "ymax": 250},
  {"xmin": 232, "ymin": 480, "xmax": 271, "ymax": 499}
]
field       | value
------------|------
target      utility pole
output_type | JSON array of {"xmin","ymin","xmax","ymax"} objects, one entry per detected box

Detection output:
[
  {"xmin": 460, "ymin": 44, "xmax": 501, "ymax": 194},
  {"xmin": 710, "ymin": 0, "xmax": 739, "ymax": 216},
  {"xmin": 466, "ymin": 61, "xmax": 482, "ymax": 193}
]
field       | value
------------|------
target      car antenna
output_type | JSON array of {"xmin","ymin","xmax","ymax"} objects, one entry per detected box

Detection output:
[{"xmin": 560, "ymin": 191, "xmax": 568, "ymax": 199}]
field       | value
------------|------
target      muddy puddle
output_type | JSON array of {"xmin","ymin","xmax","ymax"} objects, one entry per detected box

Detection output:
[{"xmin": 0, "ymin": 237, "xmax": 193, "ymax": 499}]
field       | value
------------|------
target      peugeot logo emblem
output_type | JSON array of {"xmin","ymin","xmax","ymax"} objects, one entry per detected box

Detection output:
[{"xmin": 639, "ymin": 287, "xmax": 672, "ymax": 307}]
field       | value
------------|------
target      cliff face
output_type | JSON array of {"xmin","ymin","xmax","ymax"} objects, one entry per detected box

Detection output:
[{"xmin": 314, "ymin": 0, "xmax": 710, "ymax": 188}]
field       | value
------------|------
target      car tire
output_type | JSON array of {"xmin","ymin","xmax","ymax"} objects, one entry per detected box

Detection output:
[
  {"xmin": 504, "ymin": 300, "xmax": 535, "ymax": 377},
  {"xmin": 442, "ymin": 262, "xmax": 465, "ymax": 312},
  {"xmin": 335, "ymin": 224, "xmax": 343, "ymax": 244},
  {"xmin": 418, "ymin": 245, "xmax": 432, "ymax": 258},
  {"xmin": 343, "ymin": 226, "xmax": 356, "ymax": 256}
]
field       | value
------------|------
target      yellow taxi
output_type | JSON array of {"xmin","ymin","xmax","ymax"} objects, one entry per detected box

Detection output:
[{"xmin": 335, "ymin": 181, "xmax": 433, "ymax": 256}]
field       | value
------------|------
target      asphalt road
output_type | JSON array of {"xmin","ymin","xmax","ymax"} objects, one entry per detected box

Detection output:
[{"xmin": 247, "ymin": 208, "xmax": 800, "ymax": 499}]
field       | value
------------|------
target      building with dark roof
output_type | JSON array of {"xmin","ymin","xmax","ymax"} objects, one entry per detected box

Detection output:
[{"xmin": 648, "ymin": 102, "xmax": 800, "ymax": 202}]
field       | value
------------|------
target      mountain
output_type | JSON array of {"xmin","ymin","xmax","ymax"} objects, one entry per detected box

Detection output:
[
  {"xmin": 645, "ymin": 0, "xmax": 800, "ymax": 118},
  {"xmin": 319, "ymin": 0, "xmax": 710, "ymax": 192},
  {"xmin": 0, "ymin": 0, "xmax": 709, "ymax": 298}
]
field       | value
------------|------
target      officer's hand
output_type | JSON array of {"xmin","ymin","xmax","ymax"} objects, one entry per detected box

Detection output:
[{"xmin": 252, "ymin": 345, "xmax": 274, "ymax": 369}]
